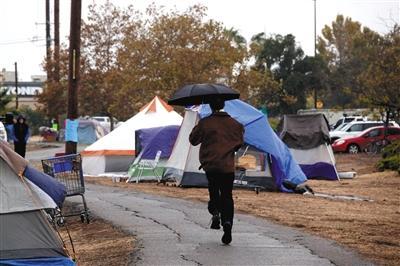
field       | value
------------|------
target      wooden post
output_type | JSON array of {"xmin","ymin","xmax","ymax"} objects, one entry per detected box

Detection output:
[{"xmin": 66, "ymin": 0, "xmax": 82, "ymax": 154}]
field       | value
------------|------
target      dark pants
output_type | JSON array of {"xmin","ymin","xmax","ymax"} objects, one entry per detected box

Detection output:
[
  {"xmin": 206, "ymin": 172, "xmax": 234, "ymax": 225},
  {"xmin": 14, "ymin": 141, "xmax": 27, "ymax": 158}
]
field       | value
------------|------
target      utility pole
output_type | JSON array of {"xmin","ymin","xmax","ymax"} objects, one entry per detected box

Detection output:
[
  {"xmin": 14, "ymin": 62, "xmax": 18, "ymax": 110},
  {"xmin": 54, "ymin": 0, "xmax": 60, "ymax": 85},
  {"xmin": 313, "ymin": 0, "xmax": 317, "ymax": 109},
  {"xmin": 66, "ymin": 0, "xmax": 82, "ymax": 154},
  {"xmin": 54, "ymin": 0, "xmax": 60, "ymax": 125},
  {"xmin": 45, "ymin": 0, "xmax": 51, "ymax": 80}
]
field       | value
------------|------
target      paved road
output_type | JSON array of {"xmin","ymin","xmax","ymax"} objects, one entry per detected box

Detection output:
[
  {"xmin": 26, "ymin": 143, "xmax": 87, "ymax": 161},
  {"xmin": 67, "ymin": 184, "xmax": 372, "ymax": 266}
]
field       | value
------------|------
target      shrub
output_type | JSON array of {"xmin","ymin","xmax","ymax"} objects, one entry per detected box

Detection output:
[
  {"xmin": 18, "ymin": 107, "xmax": 48, "ymax": 135},
  {"xmin": 376, "ymin": 139, "xmax": 400, "ymax": 174}
]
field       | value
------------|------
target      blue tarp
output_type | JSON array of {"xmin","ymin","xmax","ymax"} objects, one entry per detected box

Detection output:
[
  {"xmin": 77, "ymin": 124, "xmax": 97, "ymax": 144},
  {"xmin": 199, "ymin": 100, "xmax": 307, "ymax": 191},
  {"xmin": 24, "ymin": 165, "xmax": 67, "ymax": 207},
  {"xmin": 0, "ymin": 257, "xmax": 75, "ymax": 266},
  {"xmin": 136, "ymin": 126, "xmax": 180, "ymax": 160},
  {"xmin": 65, "ymin": 119, "xmax": 79, "ymax": 142}
]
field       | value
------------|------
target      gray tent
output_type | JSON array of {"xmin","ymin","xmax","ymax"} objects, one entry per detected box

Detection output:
[
  {"xmin": 279, "ymin": 114, "xmax": 331, "ymax": 149},
  {"xmin": 0, "ymin": 147, "xmax": 74, "ymax": 265},
  {"xmin": 279, "ymin": 114, "xmax": 339, "ymax": 180}
]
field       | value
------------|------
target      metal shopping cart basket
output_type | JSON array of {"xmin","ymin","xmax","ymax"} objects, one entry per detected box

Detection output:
[{"xmin": 42, "ymin": 154, "xmax": 90, "ymax": 224}]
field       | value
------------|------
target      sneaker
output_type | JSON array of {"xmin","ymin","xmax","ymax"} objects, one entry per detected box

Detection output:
[
  {"xmin": 210, "ymin": 214, "xmax": 220, "ymax": 229},
  {"xmin": 221, "ymin": 222, "xmax": 232, "ymax": 244}
]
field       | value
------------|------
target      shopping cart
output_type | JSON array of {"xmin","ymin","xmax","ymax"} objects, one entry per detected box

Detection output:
[{"xmin": 42, "ymin": 154, "xmax": 90, "ymax": 224}]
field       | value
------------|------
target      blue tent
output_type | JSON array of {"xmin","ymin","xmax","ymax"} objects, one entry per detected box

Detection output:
[
  {"xmin": 77, "ymin": 119, "xmax": 107, "ymax": 145},
  {"xmin": 199, "ymin": 100, "xmax": 307, "ymax": 191},
  {"xmin": 135, "ymin": 126, "xmax": 180, "ymax": 160}
]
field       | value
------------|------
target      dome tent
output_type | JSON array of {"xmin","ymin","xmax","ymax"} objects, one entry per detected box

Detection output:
[
  {"xmin": 82, "ymin": 96, "xmax": 183, "ymax": 176},
  {"xmin": 278, "ymin": 114, "xmax": 339, "ymax": 180},
  {"xmin": 0, "ymin": 141, "xmax": 74, "ymax": 265},
  {"xmin": 163, "ymin": 100, "xmax": 307, "ymax": 192}
]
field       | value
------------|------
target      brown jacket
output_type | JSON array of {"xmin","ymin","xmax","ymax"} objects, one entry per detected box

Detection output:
[{"xmin": 189, "ymin": 111, "xmax": 244, "ymax": 173}]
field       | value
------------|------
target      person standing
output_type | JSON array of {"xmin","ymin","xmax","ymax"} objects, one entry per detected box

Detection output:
[
  {"xmin": 189, "ymin": 98, "xmax": 244, "ymax": 245},
  {"xmin": 4, "ymin": 112, "xmax": 15, "ymax": 143},
  {"xmin": 13, "ymin": 115, "xmax": 30, "ymax": 158}
]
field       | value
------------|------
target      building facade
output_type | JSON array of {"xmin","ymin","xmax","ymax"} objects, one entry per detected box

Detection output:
[{"xmin": 1, "ymin": 68, "xmax": 45, "ymax": 110}]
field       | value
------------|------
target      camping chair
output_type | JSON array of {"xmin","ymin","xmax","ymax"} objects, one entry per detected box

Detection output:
[
  {"xmin": 127, "ymin": 150, "xmax": 162, "ymax": 183},
  {"xmin": 126, "ymin": 150, "xmax": 144, "ymax": 182},
  {"xmin": 235, "ymin": 146, "xmax": 263, "ymax": 194}
]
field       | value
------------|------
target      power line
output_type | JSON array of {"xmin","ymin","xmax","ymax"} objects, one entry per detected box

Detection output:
[{"xmin": 0, "ymin": 38, "xmax": 46, "ymax": 46}]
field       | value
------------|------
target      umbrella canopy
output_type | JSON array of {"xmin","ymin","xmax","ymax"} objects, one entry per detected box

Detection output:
[{"xmin": 168, "ymin": 83, "xmax": 240, "ymax": 106}]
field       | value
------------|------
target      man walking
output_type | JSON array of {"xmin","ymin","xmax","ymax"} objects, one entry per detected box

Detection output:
[{"xmin": 189, "ymin": 98, "xmax": 244, "ymax": 245}]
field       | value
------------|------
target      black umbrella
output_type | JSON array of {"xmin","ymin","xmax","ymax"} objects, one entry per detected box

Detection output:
[{"xmin": 168, "ymin": 83, "xmax": 240, "ymax": 106}]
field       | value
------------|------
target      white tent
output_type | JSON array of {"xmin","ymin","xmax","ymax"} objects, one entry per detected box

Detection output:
[
  {"xmin": 163, "ymin": 109, "xmax": 275, "ymax": 189},
  {"xmin": 163, "ymin": 109, "xmax": 205, "ymax": 186},
  {"xmin": 82, "ymin": 96, "xmax": 183, "ymax": 175}
]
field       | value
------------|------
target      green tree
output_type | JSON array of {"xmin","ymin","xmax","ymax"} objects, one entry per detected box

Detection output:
[
  {"xmin": 318, "ymin": 15, "xmax": 381, "ymax": 108},
  {"xmin": 358, "ymin": 25, "xmax": 400, "ymax": 117},
  {"xmin": 0, "ymin": 88, "xmax": 12, "ymax": 113},
  {"xmin": 224, "ymin": 27, "xmax": 247, "ymax": 49},
  {"xmin": 250, "ymin": 33, "xmax": 312, "ymax": 114}
]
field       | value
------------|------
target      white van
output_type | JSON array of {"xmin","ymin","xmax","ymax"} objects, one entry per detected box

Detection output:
[
  {"xmin": 91, "ymin": 116, "xmax": 122, "ymax": 131},
  {"xmin": 331, "ymin": 116, "xmax": 365, "ymax": 130}
]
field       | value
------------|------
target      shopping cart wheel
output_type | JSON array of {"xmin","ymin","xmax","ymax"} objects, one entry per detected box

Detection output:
[
  {"xmin": 85, "ymin": 214, "xmax": 90, "ymax": 224},
  {"xmin": 56, "ymin": 217, "xmax": 65, "ymax": 227},
  {"xmin": 80, "ymin": 214, "xmax": 85, "ymax": 223},
  {"xmin": 255, "ymin": 187, "xmax": 260, "ymax": 194}
]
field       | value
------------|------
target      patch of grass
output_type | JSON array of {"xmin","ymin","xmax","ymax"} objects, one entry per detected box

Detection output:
[{"xmin": 377, "ymin": 139, "xmax": 400, "ymax": 173}]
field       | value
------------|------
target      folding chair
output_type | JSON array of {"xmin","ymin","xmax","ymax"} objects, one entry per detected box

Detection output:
[
  {"xmin": 126, "ymin": 151, "xmax": 143, "ymax": 183},
  {"xmin": 127, "ymin": 150, "xmax": 162, "ymax": 183}
]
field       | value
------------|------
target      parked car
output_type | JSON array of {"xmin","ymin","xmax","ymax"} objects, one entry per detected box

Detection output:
[
  {"xmin": 332, "ymin": 126, "xmax": 400, "ymax": 153},
  {"xmin": 331, "ymin": 116, "xmax": 365, "ymax": 130},
  {"xmin": 329, "ymin": 121, "xmax": 400, "ymax": 142},
  {"xmin": 0, "ymin": 121, "xmax": 7, "ymax": 142},
  {"xmin": 91, "ymin": 116, "xmax": 122, "ymax": 131},
  {"xmin": 332, "ymin": 122, "xmax": 349, "ymax": 132}
]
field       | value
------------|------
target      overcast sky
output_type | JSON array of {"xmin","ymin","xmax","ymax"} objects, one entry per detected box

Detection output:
[{"xmin": 1, "ymin": 0, "xmax": 399, "ymax": 80}]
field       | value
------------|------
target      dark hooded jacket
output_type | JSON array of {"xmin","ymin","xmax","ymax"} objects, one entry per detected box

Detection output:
[
  {"xmin": 13, "ymin": 117, "xmax": 29, "ymax": 143},
  {"xmin": 189, "ymin": 111, "xmax": 244, "ymax": 173}
]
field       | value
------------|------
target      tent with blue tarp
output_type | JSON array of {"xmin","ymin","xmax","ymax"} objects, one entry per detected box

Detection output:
[
  {"xmin": 77, "ymin": 119, "xmax": 107, "ymax": 145},
  {"xmin": 135, "ymin": 125, "xmax": 180, "ymax": 160},
  {"xmin": 127, "ymin": 126, "xmax": 180, "ymax": 182},
  {"xmin": 0, "ymin": 141, "xmax": 74, "ymax": 266},
  {"xmin": 163, "ymin": 100, "xmax": 307, "ymax": 191}
]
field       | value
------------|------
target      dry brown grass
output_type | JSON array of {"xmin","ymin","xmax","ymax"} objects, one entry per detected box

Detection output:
[
  {"xmin": 85, "ymin": 153, "xmax": 400, "ymax": 266},
  {"xmin": 59, "ymin": 214, "xmax": 135, "ymax": 266}
]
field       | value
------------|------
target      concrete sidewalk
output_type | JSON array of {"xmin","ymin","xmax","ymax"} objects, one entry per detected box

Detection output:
[{"xmin": 68, "ymin": 184, "xmax": 373, "ymax": 266}]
